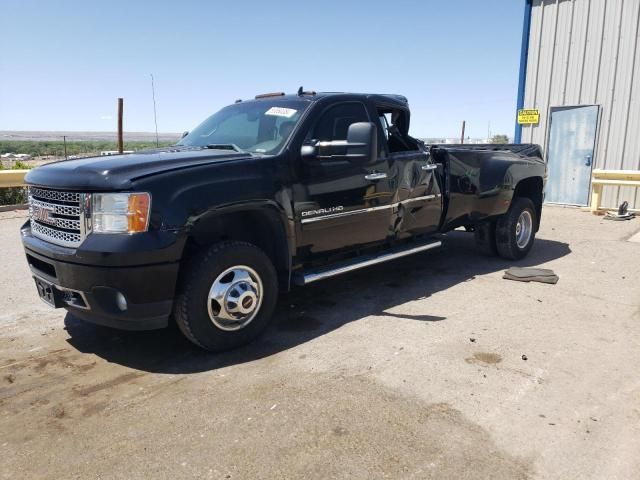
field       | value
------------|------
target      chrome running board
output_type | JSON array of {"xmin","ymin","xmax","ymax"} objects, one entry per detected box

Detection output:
[{"xmin": 295, "ymin": 239, "xmax": 442, "ymax": 286}]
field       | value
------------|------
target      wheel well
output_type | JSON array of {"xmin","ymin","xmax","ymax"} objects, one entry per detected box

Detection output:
[
  {"xmin": 513, "ymin": 177, "xmax": 543, "ymax": 230},
  {"xmin": 183, "ymin": 208, "xmax": 290, "ymax": 288}
]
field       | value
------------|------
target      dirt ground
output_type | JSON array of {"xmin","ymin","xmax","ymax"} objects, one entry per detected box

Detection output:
[{"xmin": 1, "ymin": 206, "xmax": 639, "ymax": 479}]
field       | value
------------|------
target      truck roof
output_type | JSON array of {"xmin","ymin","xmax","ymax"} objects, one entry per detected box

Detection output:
[{"xmin": 249, "ymin": 91, "xmax": 409, "ymax": 108}]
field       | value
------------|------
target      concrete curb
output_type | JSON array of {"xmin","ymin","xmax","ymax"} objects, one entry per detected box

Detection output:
[{"xmin": 0, "ymin": 203, "xmax": 28, "ymax": 213}]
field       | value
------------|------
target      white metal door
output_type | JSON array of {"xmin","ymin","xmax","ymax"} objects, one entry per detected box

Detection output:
[{"xmin": 546, "ymin": 106, "xmax": 599, "ymax": 206}]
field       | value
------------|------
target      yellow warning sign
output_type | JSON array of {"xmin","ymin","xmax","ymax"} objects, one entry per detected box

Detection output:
[{"xmin": 517, "ymin": 109, "xmax": 540, "ymax": 125}]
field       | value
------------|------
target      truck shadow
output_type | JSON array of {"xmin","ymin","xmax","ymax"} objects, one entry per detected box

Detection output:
[{"xmin": 64, "ymin": 231, "xmax": 571, "ymax": 374}]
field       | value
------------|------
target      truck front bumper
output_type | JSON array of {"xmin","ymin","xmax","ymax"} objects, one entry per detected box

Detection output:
[{"xmin": 21, "ymin": 222, "xmax": 180, "ymax": 331}]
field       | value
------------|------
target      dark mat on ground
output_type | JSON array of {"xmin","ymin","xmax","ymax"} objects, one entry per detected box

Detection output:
[{"xmin": 503, "ymin": 267, "xmax": 559, "ymax": 284}]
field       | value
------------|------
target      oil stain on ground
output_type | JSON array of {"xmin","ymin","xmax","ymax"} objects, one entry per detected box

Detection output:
[{"xmin": 466, "ymin": 352, "xmax": 503, "ymax": 365}]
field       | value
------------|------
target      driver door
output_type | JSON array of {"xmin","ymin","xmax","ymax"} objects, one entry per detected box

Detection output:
[{"xmin": 293, "ymin": 101, "xmax": 395, "ymax": 254}]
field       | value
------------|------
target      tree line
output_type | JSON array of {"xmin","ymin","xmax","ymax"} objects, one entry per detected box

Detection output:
[{"xmin": 0, "ymin": 140, "xmax": 175, "ymax": 158}]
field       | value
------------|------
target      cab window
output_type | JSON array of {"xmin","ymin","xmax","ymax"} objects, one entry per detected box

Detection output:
[
  {"xmin": 310, "ymin": 103, "xmax": 370, "ymax": 142},
  {"xmin": 376, "ymin": 107, "xmax": 422, "ymax": 153}
]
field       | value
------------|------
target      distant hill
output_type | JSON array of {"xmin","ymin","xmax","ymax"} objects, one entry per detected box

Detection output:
[{"xmin": 0, "ymin": 131, "xmax": 182, "ymax": 143}]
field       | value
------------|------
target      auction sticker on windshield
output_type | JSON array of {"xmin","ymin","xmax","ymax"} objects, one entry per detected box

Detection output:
[{"xmin": 265, "ymin": 107, "xmax": 297, "ymax": 118}]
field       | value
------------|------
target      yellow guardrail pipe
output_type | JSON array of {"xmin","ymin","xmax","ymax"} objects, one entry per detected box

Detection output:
[
  {"xmin": 0, "ymin": 170, "xmax": 29, "ymax": 188},
  {"xmin": 590, "ymin": 169, "xmax": 640, "ymax": 213}
]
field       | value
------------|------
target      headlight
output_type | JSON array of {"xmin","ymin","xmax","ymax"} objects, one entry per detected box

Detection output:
[{"xmin": 92, "ymin": 192, "xmax": 151, "ymax": 234}]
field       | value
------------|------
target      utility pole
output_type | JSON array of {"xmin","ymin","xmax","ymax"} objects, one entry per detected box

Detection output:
[
  {"xmin": 460, "ymin": 120, "xmax": 466, "ymax": 144},
  {"xmin": 117, "ymin": 97, "xmax": 124, "ymax": 154},
  {"xmin": 151, "ymin": 74, "xmax": 159, "ymax": 147},
  {"xmin": 63, "ymin": 135, "xmax": 68, "ymax": 160}
]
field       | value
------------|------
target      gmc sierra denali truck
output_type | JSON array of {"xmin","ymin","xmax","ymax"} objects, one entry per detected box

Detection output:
[{"xmin": 21, "ymin": 90, "xmax": 546, "ymax": 351}]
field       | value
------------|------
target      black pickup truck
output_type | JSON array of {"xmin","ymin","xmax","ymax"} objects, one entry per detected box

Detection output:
[{"xmin": 21, "ymin": 90, "xmax": 545, "ymax": 351}]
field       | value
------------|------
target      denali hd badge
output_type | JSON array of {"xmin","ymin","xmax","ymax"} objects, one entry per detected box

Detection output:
[{"xmin": 301, "ymin": 206, "xmax": 344, "ymax": 217}]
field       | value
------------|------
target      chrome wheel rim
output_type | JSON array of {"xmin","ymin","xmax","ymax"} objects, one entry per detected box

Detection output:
[
  {"xmin": 515, "ymin": 210, "xmax": 533, "ymax": 249},
  {"xmin": 207, "ymin": 265, "xmax": 263, "ymax": 331}
]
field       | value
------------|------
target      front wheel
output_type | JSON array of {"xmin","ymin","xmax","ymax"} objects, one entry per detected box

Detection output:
[
  {"xmin": 173, "ymin": 241, "xmax": 278, "ymax": 352},
  {"xmin": 495, "ymin": 197, "xmax": 537, "ymax": 260}
]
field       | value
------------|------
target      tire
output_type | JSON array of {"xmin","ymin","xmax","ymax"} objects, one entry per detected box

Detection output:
[
  {"xmin": 174, "ymin": 241, "xmax": 278, "ymax": 352},
  {"xmin": 474, "ymin": 220, "xmax": 497, "ymax": 256},
  {"xmin": 495, "ymin": 197, "xmax": 537, "ymax": 260}
]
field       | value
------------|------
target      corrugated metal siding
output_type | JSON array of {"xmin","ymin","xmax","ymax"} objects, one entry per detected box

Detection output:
[{"xmin": 522, "ymin": 0, "xmax": 640, "ymax": 209}]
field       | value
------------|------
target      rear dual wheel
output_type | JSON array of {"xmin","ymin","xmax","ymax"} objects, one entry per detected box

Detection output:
[
  {"xmin": 475, "ymin": 197, "xmax": 536, "ymax": 260},
  {"xmin": 473, "ymin": 219, "xmax": 497, "ymax": 256}
]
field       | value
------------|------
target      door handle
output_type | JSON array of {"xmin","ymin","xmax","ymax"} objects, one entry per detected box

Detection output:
[
  {"xmin": 421, "ymin": 164, "xmax": 437, "ymax": 171},
  {"xmin": 585, "ymin": 155, "xmax": 592, "ymax": 167},
  {"xmin": 364, "ymin": 172, "xmax": 387, "ymax": 181}
]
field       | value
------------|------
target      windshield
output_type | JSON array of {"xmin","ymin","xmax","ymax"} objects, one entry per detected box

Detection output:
[{"xmin": 178, "ymin": 99, "xmax": 309, "ymax": 154}]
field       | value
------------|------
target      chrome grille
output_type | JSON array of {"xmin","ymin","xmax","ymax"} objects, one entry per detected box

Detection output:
[
  {"xmin": 53, "ymin": 217, "xmax": 81, "ymax": 230},
  {"xmin": 28, "ymin": 187, "xmax": 81, "ymax": 203},
  {"xmin": 31, "ymin": 221, "xmax": 82, "ymax": 246},
  {"xmin": 28, "ymin": 187, "xmax": 86, "ymax": 248},
  {"xmin": 30, "ymin": 198, "xmax": 81, "ymax": 216}
]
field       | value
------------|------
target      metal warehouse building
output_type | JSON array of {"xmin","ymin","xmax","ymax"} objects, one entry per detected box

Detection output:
[{"xmin": 515, "ymin": 0, "xmax": 640, "ymax": 209}]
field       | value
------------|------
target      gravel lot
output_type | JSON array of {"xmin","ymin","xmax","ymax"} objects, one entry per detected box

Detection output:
[{"xmin": 1, "ymin": 206, "xmax": 639, "ymax": 479}]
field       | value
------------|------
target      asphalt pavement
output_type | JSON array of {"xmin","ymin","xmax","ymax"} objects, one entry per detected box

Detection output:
[{"xmin": 1, "ymin": 206, "xmax": 639, "ymax": 479}]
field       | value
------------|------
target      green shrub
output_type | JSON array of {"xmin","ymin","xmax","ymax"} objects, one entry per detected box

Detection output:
[
  {"xmin": 12, "ymin": 160, "xmax": 30, "ymax": 170},
  {"xmin": 0, "ymin": 162, "xmax": 31, "ymax": 206},
  {"xmin": 0, "ymin": 187, "xmax": 28, "ymax": 206}
]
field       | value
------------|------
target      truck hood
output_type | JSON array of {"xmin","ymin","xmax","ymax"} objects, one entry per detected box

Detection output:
[{"xmin": 25, "ymin": 147, "xmax": 251, "ymax": 190}]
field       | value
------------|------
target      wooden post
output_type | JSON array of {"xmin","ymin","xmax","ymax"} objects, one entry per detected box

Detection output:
[
  {"xmin": 460, "ymin": 120, "xmax": 466, "ymax": 144},
  {"xmin": 117, "ymin": 97, "xmax": 124, "ymax": 154},
  {"xmin": 63, "ymin": 135, "xmax": 68, "ymax": 160}
]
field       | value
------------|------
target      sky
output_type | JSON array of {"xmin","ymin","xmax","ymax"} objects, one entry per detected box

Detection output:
[{"xmin": 0, "ymin": 0, "xmax": 525, "ymax": 139}]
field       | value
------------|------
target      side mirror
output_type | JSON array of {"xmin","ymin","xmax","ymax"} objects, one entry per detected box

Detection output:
[
  {"xmin": 181, "ymin": 131, "xmax": 189, "ymax": 139},
  {"xmin": 301, "ymin": 144, "xmax": 318, "ymax": 161},
  {"xmin": 344, "ymin": 122, "xmax": 377, "ymax": 164},
  {"xmin": 301, "ymin": 122, "xmax": 377, "ymax": 164}
]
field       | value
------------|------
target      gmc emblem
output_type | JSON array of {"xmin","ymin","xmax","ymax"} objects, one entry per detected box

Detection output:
[{"xmin": 32, "ymin": 205, "xmax": 56, "ymax": 225}]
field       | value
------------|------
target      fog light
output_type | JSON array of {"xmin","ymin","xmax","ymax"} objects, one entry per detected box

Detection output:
[{"xmin": 115, "ymin": 292, "xmax": 128, "ymax": 311}]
